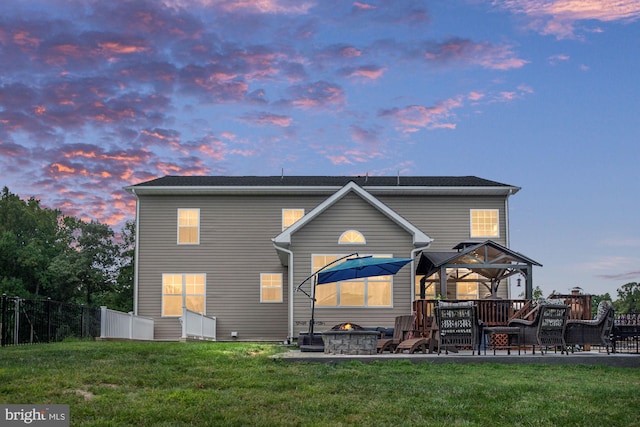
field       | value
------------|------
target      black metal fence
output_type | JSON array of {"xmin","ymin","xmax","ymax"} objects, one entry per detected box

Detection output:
[
  {"xmin": 613, "ymin": 313, "xmax": 640, "ymax": 353},
  {"xmin": 1, "ymin": 295, "xmax": 101, "ymax": 347}
]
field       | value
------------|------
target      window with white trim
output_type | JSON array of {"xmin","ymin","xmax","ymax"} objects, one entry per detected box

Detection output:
[
  {"xmin": 470, "ymin": 209, "xmax": 499, "ymax": 238},
  {"xmin": 282, "ymin": 209, "xmax": 304, "ymax": 231},
  {"xmin": 177, "ymin": 209, "xmax": 200, "ymax": 244},
  {"xmin": 312, "ymin": 254, "xmax": 393, "ymax": 308},
  {"xmin": 260, "ymin": 273, "xmax": 283, "ymax": 303},
  {"xmin": 162, "ymin": 273, "xmax": 205, "ymax": 316},
  {"xmin": 338, "ymin": 230, "xmax": 366, "ymax": 244}
]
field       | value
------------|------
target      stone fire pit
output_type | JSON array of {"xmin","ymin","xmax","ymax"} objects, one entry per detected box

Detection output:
[{"xmin": 322, "ymin": 322, "xmax": 379, "ymax": 355}]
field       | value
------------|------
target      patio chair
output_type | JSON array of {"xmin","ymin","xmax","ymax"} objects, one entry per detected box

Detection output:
[
  {"xmin": 377, "ymin": 315, "xmax": 415, "ymax": 353},
  {"xmin": 565, "ymin": 300, "xmax": 615, "ymax": 354},
  {"xmin": 508, "ymin": 302, "xmax": 570, "ymax": 354},
  {"xmin": 434, "ymin": 301, "xmax": 481, "ymax": 355}
]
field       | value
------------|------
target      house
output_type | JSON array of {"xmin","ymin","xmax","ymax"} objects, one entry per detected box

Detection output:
[{"xmin": 125, "ymin": 175, "xmax": 526, "ymax": 342}]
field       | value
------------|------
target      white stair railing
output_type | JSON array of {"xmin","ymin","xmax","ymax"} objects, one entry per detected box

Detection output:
[
  {"xmin": 180, "ymin": 307, "xmax": 216, "ymax": 340},
  {"xmin": 100, "ymin": 307, "xmax": 154, "ymax": 340}
]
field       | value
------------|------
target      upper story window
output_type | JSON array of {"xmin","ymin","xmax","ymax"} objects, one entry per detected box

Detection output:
[
  {"xmin": 282, "ymin": 209, "xmax": 304, "ymax": 231},
  {"xmin": 470, "ymin": 209, "xmax": 499, "ymax": 238},
  {"xmin": 260, "ymin": 273, "xmax": 283, "ymax": 303},
  {"xmin": 339, "ymin": 230, "xmax": 366, "ymax": 244},
  {"xmin": 178, "ymin": 209, "xmax": 200, "ymax": 244}
]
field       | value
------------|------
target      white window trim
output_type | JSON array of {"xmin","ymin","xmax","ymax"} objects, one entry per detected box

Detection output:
[
  {"xmin": 177, "ymin": 208, "xmax": 200, "ymax": 245},
  {"xmin": 469, "ymin": 209, "xmax": 500, "ymax": 238},
  {"xmin": 311, "ymin": 253, "xmax": 394, "ymax": 308},
  {"xmin": 260, "ymin": 273, "xmax": 283, "ymax": 303},
  {"xmin": 338, "ymin": 229, "xmax": 366, "ymax": 245},
  {"xmin": 161, "ymin": 273, "xmax": 206, "ymax": 317},
  {"xmin": 282, "ymin": 208, "xmax": 305, "ymax": 231}
]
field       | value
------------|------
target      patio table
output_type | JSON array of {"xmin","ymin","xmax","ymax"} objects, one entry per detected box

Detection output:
[{"xmin": 483, "ymin": 326, "xmax": 521, "ymax": 355}]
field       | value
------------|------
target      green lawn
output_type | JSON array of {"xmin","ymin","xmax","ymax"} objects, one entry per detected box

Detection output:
[{"xmin": 1, "ymin": 341, "xmax": 639, "ymax": 426}]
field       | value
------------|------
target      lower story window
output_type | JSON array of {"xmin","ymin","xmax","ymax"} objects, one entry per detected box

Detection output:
[
  {"xmin": 162, "ymin": 273, "xmax": 205, "ymax": 316},
  {"xmin": 415, "ymin": 275, "xmax": 437, "ymax": 299},
  {"xmin": 313, "ymin": 254, "xmax": 393, "ymax": 308},
  {"xmin": 260, "ymin": 273, "xmax": 283, "ymax": 303},
  {"xmin": 456, "ymin": 282, "xmax": 479, "ymax": 300}
]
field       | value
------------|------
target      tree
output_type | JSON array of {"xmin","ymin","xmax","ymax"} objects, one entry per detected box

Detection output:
[
  {"xmin": 613, "ymin": 282, "xmax": 640, "ymax": 314},
  {"xmin": 590, "ymin": 293, "xmax": 613, "ymax": 318},
  {"xmin": 58, "ymin": 217, "xmax": 119, "ymax": 305},
  {"xmin": 98, "ymin": 220, "xmax": 135, "ymax": 312},
  {"xmin": 0, "ymin": 187, "xmax": 65, "ymax": 297},
  {"xmin": 532, "ymin": 286, "xmax": 544, "ymax": 300},
  {"xmin": 0, "ymin": 187, "xmax": 135, "ymax": 309}
]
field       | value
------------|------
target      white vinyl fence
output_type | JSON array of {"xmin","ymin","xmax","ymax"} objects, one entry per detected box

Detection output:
[
  {"xmin": 100, "ymin": 307, "xmax": 154, "ymax": 340},
  {"xmin": 180, "ymin": 307, "xmax": 216, "ymax": 341}
]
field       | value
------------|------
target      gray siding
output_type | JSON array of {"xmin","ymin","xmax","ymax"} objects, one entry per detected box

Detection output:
[
  {"xmin": 379, "ymin": 195, "xmax": 508, "ymax": 250},
  {"xmin": 136, "ymin": 189, "xmax": 512, "ymax": 340},
  {"xmin": 137, "ymin": 194, "xmax": 324, "ymax": 340},
  {"xmin": 291, "ymin": 193, "xmax": 415, "ymax": 332}
]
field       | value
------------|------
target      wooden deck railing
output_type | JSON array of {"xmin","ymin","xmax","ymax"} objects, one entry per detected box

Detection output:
[
  {"xmin": 413, "ymin": 299, "xmax": 531, "ymax": 336},
  {"xmin": 413, "ymin": 296, "xmax": 593, "ymax": 337},
  {"xmin": 548, "ymin": 294, "xmax": 592, "ymax": 320}
]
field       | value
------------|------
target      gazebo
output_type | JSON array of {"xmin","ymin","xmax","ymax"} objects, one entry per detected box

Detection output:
[{"xmin": 415, "ymin": 240, "xmax": 542, "ymax": 300}]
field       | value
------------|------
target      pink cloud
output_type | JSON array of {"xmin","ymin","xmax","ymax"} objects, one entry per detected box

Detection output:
[
  {"xmin": 327, "ymin": 155, "xmax": 353, "ymax": 165},
  {"xmin": 199, "ymin": 140, "xmax": 228, "ymax": 160},
  {"xmin": 316, "ymin": 44, "xmax": 364, "ymax": 63},
  {"xmin": 240, "ymin": 112, "xmax": 293, "ymax": 127},
  {"xmin": 379, "ymin": 97, "xmax": 463, "ymax": 133},
  {"xmin": 548, "ymin": 53, "xmax": 570, "ymax": 65},
  {"xmin": 468, "ymin": 91, "xmax": 485, "ymax": 101},
  {"xmin": 423, "ymin": 38, "xmax": 528, "ymax": 70},
  {"xmin": 340, "ymin": 65, "xmax": 386, "ymax": 80},
  {"xmin": 229, "ymin": 148, "xmax": 259, "ymax": 157},
  {"xmin": 287, "ymin": 81, "xmax": 346, "ymax": 110},
  {"xmin": 202, "ymin": 0, "xmax": 315, "ymax": 15},
  {"xmin": 349, "ymin": 1, "xmax": 430, "ymax": 25},
  {"xmin": 498, "ymin": 91, "xmax": 516, "ymax": 101},
  {"xmin": 350, "ymin": 125, "xmax": 380, "ymax": 145},
  {"xmin": 496, "ymin": 0, "xmax": 640, "ymax": 39}
]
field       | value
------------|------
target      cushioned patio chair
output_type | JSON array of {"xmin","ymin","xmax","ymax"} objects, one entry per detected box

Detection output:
[
  {"xmin": 376, "ymin": 315, "xmax": 415, "ymax": 353},
  {"xmin": 434, "ymin": 301, "xmax": 481, "ymax": 355},
  {"xmin": 508, "ymin": 301, "xmax": 570, "ymax": 354},
  {"xmin": 565, "ymin": 300, "xmax": 615, "ymax": 354}
]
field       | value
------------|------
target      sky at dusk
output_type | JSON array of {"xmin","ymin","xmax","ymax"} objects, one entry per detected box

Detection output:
[{"xmin": 1, "ymin": 0, "xmax": 639, "ymax": 298}]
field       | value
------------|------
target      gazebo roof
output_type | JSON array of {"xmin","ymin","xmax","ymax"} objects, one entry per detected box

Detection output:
[{"xmin": 416, "ymin": 240, "xmax": 542, "ymax": 281}]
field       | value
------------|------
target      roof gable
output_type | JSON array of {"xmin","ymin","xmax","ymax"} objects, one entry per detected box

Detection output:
[{"xmin": 272, "ymin": 181, "xmax": 432, "ymax": 248}]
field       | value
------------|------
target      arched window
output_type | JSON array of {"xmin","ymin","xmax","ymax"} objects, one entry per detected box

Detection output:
[{"xmin": 339, "ymin": 230, "xmax": 366, "ymax": 244}]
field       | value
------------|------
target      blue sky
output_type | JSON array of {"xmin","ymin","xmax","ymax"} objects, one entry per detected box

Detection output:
[{"xmin": 1, "ymin": 0, "xmax": 639, "ymax": 298}]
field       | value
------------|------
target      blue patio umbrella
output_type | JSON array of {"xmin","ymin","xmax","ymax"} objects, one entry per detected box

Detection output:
[
  {"xmin": 316, "ymin": 256, "xmax": 413, "ymax": 284},
  {"xmin": 296, "ymin": 255, "xmax": 413, "ymax": 351}
]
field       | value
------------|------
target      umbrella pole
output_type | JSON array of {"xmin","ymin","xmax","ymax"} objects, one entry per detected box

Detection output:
[{"xmin": 308, "ymin": 276, "xmax": 317, "ymax": 342}]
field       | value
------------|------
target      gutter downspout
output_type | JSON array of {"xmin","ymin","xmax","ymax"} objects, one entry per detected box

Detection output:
[
  {"xmin": 273, "ymin": 243, "xmax": 294, "ymax": 343},
  {"xmin": 131, "ymin": 188, "xmax": 141, "ymax": 316},
  {"xmin": 505, "ymin": 189, "xmax": 512, "ymax": 299}
]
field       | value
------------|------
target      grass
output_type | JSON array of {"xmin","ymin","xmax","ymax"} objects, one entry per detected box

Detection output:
[{"xmin": 1, "ymin": 341, "xmax": 639, "ymax": 426}]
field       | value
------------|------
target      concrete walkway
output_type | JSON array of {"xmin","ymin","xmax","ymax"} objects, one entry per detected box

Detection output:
[{"xmin": 276, "ymin": 349, "xmax": 640, "ymax": 368}]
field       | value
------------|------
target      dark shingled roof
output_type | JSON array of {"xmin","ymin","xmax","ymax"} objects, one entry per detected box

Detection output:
[{"xmin": 131, "ymin": 175, "xmax": 515, "ymax": 188}]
